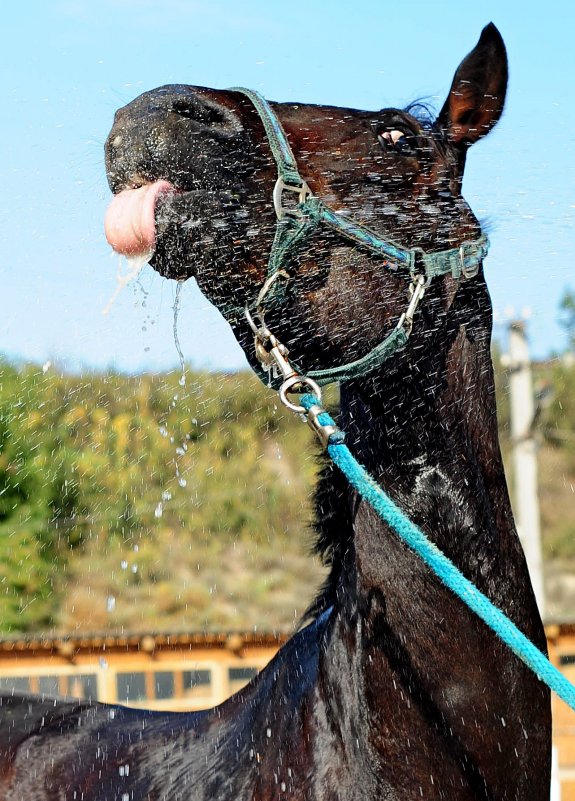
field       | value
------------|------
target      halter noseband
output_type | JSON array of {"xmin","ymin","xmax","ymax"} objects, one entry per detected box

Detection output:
[{"xmin": 230, "ymin": 87, "xmax": 489, "ymax": 387}]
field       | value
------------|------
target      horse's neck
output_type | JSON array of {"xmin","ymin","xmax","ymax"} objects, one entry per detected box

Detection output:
[
  {"xmin": 318, "ymin": 304, "xmax": 545, "ymax": 778},
  {"xmin": 337, "ymin": 316, "xmax": 513, "ymax": 597}
]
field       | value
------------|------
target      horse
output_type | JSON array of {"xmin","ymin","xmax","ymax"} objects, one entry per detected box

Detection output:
[{"xmin": 0, "ymin": 23, "xmax": 550, "ymax": 800}]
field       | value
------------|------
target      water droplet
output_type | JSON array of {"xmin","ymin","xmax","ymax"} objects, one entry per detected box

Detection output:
[
  {"xmin": 131, "ymin": 564, "xmax": 138, "ymax": 574},
  {"xmin": 99, "ymin": 657, "xmax": 108, "ymax": 669},
  {"xmin": 120, "ymin": 560, "xmax": 128, "ymax": 570},
  {"xmin": 266, "ymin": 727, "xmax": 272, "ymax": 738},
  {"xmin": 42, "ymin": 361, "xmax": 52, "ymax": 374},
  {"xmin": 178, "ymin": 477, "xmax": 187, "ymax": 488},
  {"xmin": 106, "ymin": 596, "xmax": 116, "ymax": 612},
  {"xmin": 155, "ymin": 503, "xmax": 163, "ymax": 518},
  {"xmin": 159, "ymin": 425, "xmax": 168, "ymax": 438},
  {"xmin": 173, "ymin": 283, "xmax": 187, "ymax": 380}
]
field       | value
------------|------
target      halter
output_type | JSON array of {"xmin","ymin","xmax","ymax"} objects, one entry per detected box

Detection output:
[{"xmin": 230, "ymin": 87, "xmax": 489, "ymax": 389}]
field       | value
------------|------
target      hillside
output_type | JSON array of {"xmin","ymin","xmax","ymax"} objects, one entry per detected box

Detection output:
[{"xmin": 0, "ymin": 355, "xmax": 573, "ymax": 634}]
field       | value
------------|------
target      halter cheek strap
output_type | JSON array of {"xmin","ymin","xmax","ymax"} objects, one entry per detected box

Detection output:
[{"xmin": 229, "ymin": 87, "xmax": 489, "ymax": 387}]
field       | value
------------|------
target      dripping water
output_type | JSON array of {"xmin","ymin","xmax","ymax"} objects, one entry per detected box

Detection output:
[
  {"xmin": 173, "ymin": 281, "xmax": 187, "ymax": 387},
  {"xmin": 171, "ymin": 281, "xmax": 190, "ymax": 490},
  {"xmin": 102, "ymin": 252, "xmax": 151, "ymax": 316}
]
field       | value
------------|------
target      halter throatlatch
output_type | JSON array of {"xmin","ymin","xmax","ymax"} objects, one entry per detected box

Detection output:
[{"xmin": 230, "ymin": 87, "xmax": 489, "ymax": 394}]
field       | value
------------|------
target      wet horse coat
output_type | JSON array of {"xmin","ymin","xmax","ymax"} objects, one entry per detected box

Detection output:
[{"xmin": 0, "ymin": 24, "xmax": 551, "ymax": 801}]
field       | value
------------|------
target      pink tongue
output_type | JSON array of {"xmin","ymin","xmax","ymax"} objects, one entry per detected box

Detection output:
[{"xmin": 104, "ymin": 180, "xmax": 175, "ymax": 256}]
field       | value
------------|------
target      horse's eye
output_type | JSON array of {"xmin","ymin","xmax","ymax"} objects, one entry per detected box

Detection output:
[{"xmin": 378, "ymin": 130, "xmax": 415, "ymax": 156}]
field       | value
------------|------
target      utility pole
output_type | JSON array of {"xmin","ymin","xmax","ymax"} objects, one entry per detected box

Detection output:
[{"xmin": 506, "ymin": 319, "xmax": 546, "ymax": 618}]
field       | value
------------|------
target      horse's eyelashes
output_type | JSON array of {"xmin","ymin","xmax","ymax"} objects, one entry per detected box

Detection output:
[{"xmin": 377, "ymin": 129, "xmax": 416, "ymax": 156}]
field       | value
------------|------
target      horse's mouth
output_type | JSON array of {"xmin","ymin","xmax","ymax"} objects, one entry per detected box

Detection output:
[
  {"xmin": 104, "ymin": 179, "xmax": 231, "ymax": 280},
  {"xmin": 104, "ymin": 180, "xmax": 177, "ymax": 258}
]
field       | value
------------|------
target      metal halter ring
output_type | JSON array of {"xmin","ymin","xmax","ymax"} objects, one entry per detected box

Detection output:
[
  {"xmin": 255, "ymin": 269, "xmax": 291, "ymax": 309},
  {"xmin": 244, "ymin": 304, "xmax": 261, "ymax": 336},
  {"xmin": 279, "ymin": 375, "xmax": 323, "ymax": 413},
  {"xmin": 245, "ymin": 269, "xmax": 291, "ymax": 336}
]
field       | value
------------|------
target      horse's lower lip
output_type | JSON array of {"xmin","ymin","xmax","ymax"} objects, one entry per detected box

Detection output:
[{"xmin": 104, "ymin": 180, "xmax": 176, "ymax": 256}]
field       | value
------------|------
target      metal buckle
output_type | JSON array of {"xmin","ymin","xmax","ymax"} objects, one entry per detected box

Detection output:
[
  {"xmin": 459, "ymin": 244, "xmax": 480, "ymax": 279},
  {"xmin": 410, "ymin": 247, "xmax": 426, "ymax": 279},
  {"xmin": 273, "ymin": 177, "xmax": 312, "ymax": 220},
  {"xmin": 396, "ymin": 274, "xmax": 427, "ymax": 336}
]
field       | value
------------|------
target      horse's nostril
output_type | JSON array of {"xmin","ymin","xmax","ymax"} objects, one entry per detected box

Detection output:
[
  {"xmin": 171, "ymin": 101, "xmax": 197, "ymax": 120},
  {"xmin": 171, "ymin": 95, "xmax": 237, "ymax": 129}
]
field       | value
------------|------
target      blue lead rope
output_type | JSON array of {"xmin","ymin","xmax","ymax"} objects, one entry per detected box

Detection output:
[{"xmin": 300, "ymin": 394, "xmax": 575, "ymax": 712}]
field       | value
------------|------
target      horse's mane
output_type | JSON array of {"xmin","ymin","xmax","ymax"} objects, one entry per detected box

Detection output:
[{"xmin": 303, "ymin": 453, "xmax": 353, "ymax": 623}]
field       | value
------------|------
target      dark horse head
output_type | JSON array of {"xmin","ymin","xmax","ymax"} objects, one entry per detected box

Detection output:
[
  {"xmin": 0, "ymin": 24, "xmax": 550, "ymax": 801},
  {"xmin": 104, "ymin": 24, "xmax": 507, "ymax": 381}
]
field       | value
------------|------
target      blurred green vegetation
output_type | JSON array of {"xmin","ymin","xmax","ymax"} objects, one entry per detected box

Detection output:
[
  {"xmin": 559, "ymin": 289, "xmax": 575, "ymax": 351},
  {"xmin": 0, "ymin": 350, "xmax": 573, "ymax": 634},
  {"xmin": 0, "ymin": 363, "xmax": 328, "ymax": 633}
]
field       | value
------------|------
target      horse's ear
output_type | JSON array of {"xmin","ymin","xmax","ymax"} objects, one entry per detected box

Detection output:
[{"xmin": 437, "ymin": 23, "xmax": 508, "ymax": 147}]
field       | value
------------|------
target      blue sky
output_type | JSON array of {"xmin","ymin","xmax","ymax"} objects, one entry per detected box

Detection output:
[{"xmin": 2, "ymin": 0, "xmax": 574, "ymax": 374}]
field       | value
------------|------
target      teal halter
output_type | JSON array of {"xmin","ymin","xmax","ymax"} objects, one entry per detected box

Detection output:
[{"xmin": 230, "ymin": 87, "xmax": 489, "ymax": 386}]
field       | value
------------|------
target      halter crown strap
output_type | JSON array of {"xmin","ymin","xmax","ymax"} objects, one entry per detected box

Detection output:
[
  {"xmin": 229, "ymin": 87, "xmax": 490, "ymax": 386},
  {"xmin": 230, "ymin": 87, "xmax": 305, "ymax": 193}
]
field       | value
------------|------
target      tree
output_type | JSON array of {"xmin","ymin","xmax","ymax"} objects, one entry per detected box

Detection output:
[{"xmin": 559, "ymin": 289, "xmax": 575, "ymax": 351}]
